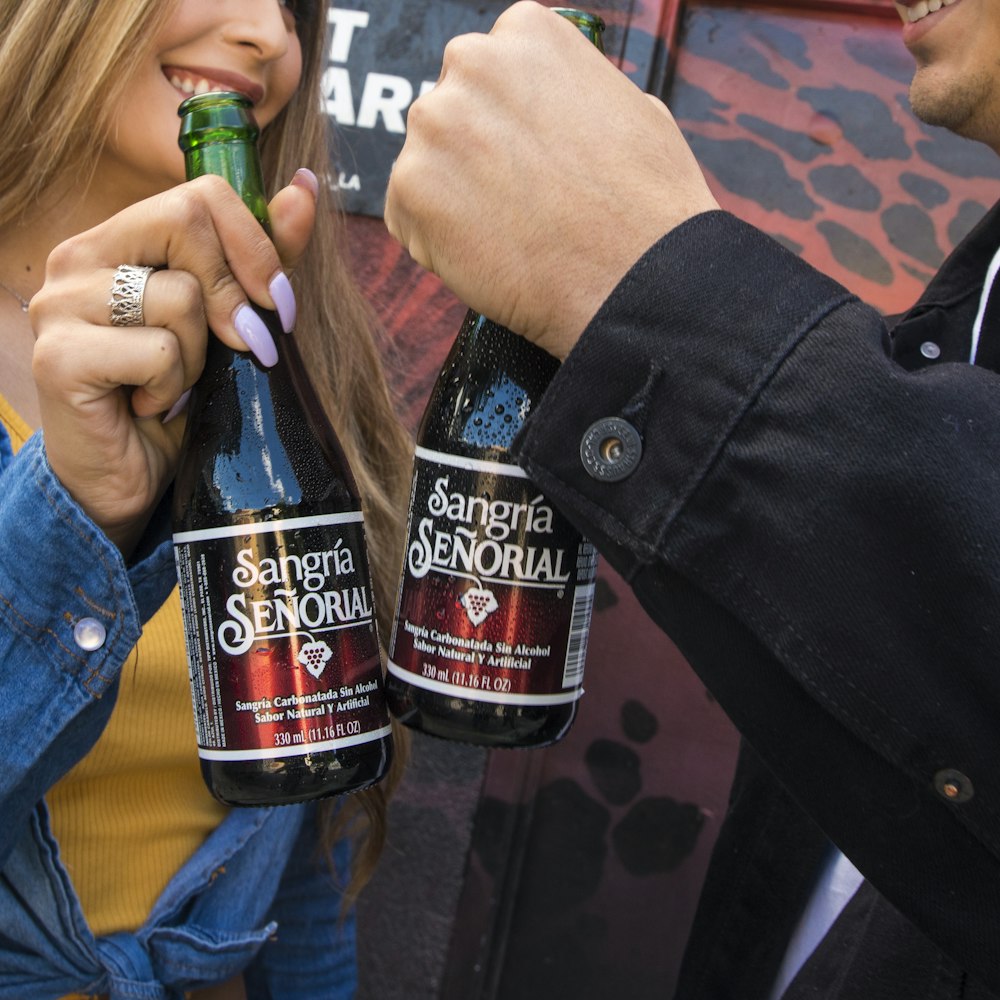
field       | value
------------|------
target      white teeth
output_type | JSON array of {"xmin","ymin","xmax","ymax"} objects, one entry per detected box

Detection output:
[
  {"xmin": 897, "ymin": 0, "xmax": 957, "ymax": 23},
  {"xmin": 169, "ymin": 74, "xmax": 217, "ymax": 95}
]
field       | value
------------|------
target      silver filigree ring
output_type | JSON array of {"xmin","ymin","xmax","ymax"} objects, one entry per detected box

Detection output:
[{"xmin": 108, "ymin": 264, "xmax": 155, "ymax": 327}]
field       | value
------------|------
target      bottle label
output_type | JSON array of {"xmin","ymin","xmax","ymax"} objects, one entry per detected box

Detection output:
[
  {"xmin": 173, "ymin": 513, "xmax": 390, "ymax": 761},
  {"xmin": 388, "ymin": 447, "xmax": 597, "ymax": 705}
]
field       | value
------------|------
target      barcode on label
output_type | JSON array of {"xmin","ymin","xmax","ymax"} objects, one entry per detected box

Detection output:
[{"xmin": 562, "ymin": 583, "xmax": 595, "ymax": 689}]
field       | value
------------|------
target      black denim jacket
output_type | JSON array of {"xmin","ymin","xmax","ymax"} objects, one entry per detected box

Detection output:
[{"xmin": 514, "ymin": 206, "xmax": 1000, "ymax": 999}]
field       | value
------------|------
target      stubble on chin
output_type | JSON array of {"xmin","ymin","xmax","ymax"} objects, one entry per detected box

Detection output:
[
  {"xmin": 908, "ymin": 62, "xmax": 996, "ymax": 141},
  {"xmin": 909, "ymin": 66, "xmax": 956, "ymax": 128}
]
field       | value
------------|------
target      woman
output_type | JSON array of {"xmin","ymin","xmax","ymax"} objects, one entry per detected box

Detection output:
[{"xmin": 0, "ymin": 1, "xmax": 411, "ymax": 997}]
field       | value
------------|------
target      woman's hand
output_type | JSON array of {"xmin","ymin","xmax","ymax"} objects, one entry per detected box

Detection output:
[
  {"xmin": 384, "ymin": 1, "xmax": 719, "ymax": 359},
  {"xmin": 30, "ymin": 170, "xmax": 317, "ymax": 555}
]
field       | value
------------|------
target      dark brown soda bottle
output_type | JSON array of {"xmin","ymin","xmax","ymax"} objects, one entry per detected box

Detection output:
[
  {"xmin": 171, "ymin": 92, "xmax": 392, "ymax": 805},
  {"xmin": 385, "ymin": 10, "xmax": 604, "ymax": 748}
]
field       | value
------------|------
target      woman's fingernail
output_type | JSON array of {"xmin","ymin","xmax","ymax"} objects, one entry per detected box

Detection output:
[
  {"xmin": 234, "ymin": 304, "xmax": 278, "ymax": 367},
  {"xmin": 269, "ymin": 272, "xmax": 297, "ymax": 333},
  {"xmin": 162, "ymin": 388, "xmax": 192, "ymax": 424},
  {"xmin": 291, "ymin": 167, "xmax": 319, "ymax": 199}
]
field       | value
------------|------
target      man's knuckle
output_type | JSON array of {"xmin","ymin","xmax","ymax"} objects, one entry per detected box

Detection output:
[
  {"xmin": 498, "ymin": 1, "xmax": 541, "ymax": 30},
  {"xmin": 441, "ymin": 32, "xmax": 481, "ymax": 73},
  {"xmin": 403, "ymin": 93, "xmax": 428, "ymax": 133}
]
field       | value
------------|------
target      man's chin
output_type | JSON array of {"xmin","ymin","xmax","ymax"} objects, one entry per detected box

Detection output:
[{"xmin": 907, "ymin": 65, "xmax": 998, "ymax": 143}]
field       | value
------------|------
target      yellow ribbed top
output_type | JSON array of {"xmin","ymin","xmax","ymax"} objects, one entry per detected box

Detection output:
[{"xmin": 0, "ymin": 393, "xmax": 228, "ymax": 940}]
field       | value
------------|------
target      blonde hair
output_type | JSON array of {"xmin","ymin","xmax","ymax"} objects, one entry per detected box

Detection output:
[{"xmin": 0, "ymin": 0, "xmax": 412, "ymax": 902}]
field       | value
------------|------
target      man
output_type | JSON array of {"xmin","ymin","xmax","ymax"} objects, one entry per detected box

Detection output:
[{"xmin": 384, "ymin": 2, "xmax": 1000, "ymax": 997}]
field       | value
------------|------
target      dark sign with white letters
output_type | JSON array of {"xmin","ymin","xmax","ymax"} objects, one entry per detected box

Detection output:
[{"xmin": 324, "ymin": 1, "xmax": 509, "ymax": 217}]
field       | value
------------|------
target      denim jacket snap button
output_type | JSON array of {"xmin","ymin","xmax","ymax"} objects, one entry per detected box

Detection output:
[
  {"xmin": 580, "ymin": 418, "xmax": 642, "ymax": 482},
  {"xmin": 933, "ymin": 768, "xmax": 973, "ymax": 803},
  {"xmin": 73, "ymin": 616, "xmax": 107, "ymax": 651}
]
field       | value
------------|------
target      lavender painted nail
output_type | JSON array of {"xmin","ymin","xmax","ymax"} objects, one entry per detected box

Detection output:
[
  {"xmin": 234, "ymin": 304, "xmax": 278, "ymax": 367},
  {"xmin": 162, "ymin": 388, "xmax": 192, "ymax": 424},
  {"xmin": 269, "ymin": 272, "xmax": 297, "ymax": 333},
  {"xmin": 291, "ymin": 166, "xmax": 319, "ymax": 199}
]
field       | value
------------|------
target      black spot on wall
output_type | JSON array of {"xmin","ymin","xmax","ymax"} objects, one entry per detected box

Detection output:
[
  {"xmin": 901, "ymin": 261, "xmax": 936, "ymax": 286},
  {"xmin": 593, "ymin": 576, "xmax": 618, "ymax": 613},
  {"xmin": 737, "ymin": 114, "xmax": 830, "ymax": 163},
  {"xmin": 844, "ymin": 36, "xmax": 916, "ymax": 86},
  {"xmin": 900, "ymin": 172, "xmax": 949, "ymax": 209},
  {"xmin": 809, "ymin": 164, "xmax": 881, "ymax": 211},
  {"xmin": 672, "ymin": 77, "xmax": 730, "ymax": 125},
  {"xmin": 901, "ymin": 98, "xmax": 1000, "ymax": 180},
  {"xmin": 682, "ymin": 9, "xmax": 790, "ymax": 90},
  {"xmin": 612, "ymin": 797, "xmax": 705, "ymax": 876},
  {"xmin": 915, "ymin": 133, "xmax": 1000, "ymax": 180},
  {"xmin": 518, "ymin": 779, "xmax": 610, "ymax": 912},
  {"xmin": 750, "ymin": 21, "xmax": 811, "ymax": 70},
  {"xmin": 471, "ymin": 796, "xmax": 516, "ymax": 880},
  {"xmin": 799, "ymin": 86, "xmax": 910, "ymax": 160},
  {"xmin": 949, "ymin": 199, "xmax": 989, "ymax": 247},
  {"xmin": 816, "ymin": 220, "xmax": 893, "ymax": 285},
  {"xmin": 585, "ymin": 739, "xmax": 642, "ymax": 805},
  {"xmin": 621, "ymin": 699, "xmax": 659, "ymax": 743},
  {"xmin": 882, "ymin": 203, "xmax": 944, "ymax": 268},
  {"xmin": 770, "ymin": 232, "xmax": 804, "ymax": 256},
  {"xmin": 686, "ymin": 133, "xmax": 818, "ymax": 218},
  {"xmin": 620, "ymin": 26, "xmax": 658, "ymax": 90}
]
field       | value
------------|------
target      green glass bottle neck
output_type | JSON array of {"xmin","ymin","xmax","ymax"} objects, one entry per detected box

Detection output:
[
  {"xmin": 177, "ymin": 92, "xmax": 281, "ymax": 376},
  {"xmin": 184, "ymin": 142, "xmax": 271, "ymax": 232},
  {"xmin": 178, "ymin": 91, "xmax": 271, "ymax": 233},
  {"xmin": 553, "ymin": 7, "xmax": 606, "ymax": 51}
]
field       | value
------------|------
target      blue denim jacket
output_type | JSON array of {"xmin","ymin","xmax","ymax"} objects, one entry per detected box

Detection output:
[{"xmin": 0, "ymin": 429, "xmax": 357, "ymax": 999}]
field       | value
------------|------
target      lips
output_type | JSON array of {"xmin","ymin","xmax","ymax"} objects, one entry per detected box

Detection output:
[{"xmin": 163, "ymin": 65, "xmax": 265, "ymax": 105}]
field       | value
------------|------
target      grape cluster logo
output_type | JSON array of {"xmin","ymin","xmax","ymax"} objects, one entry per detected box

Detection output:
[
  {"xmin": 297, "ymin": 639, "xmax": 335, "ymax": 680},
  {"xmin": 460, "ymin": 586, "xmax": 499, "ymax": 627}
]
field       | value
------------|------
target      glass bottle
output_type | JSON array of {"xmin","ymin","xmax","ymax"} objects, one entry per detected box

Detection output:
[
  {"xmin": 385, "ymin": 10, "xmax": 605, "ymax": 748},
  {"xmin": 172, "ymin": 92, "xmax": 392, "ymax": 805}
]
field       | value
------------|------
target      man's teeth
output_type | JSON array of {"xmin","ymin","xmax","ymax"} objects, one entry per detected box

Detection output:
[
  {"xmin": 900, "ymin": 0, "xmax": 956, "ymax": 22},
  {"xmin": 170, "ymin": 75, "xmax": 218, "ymax": 95}
]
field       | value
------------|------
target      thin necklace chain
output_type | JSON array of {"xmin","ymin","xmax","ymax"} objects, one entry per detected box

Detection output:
[{"xmin": 0, "ymin": 278, "xmax": 30, "ymax": 312}]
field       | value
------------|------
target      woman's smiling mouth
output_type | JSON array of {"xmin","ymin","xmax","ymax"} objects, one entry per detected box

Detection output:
[{"xmin": 162, "ymin": 65, "xmax": 264, "ymax": 105}]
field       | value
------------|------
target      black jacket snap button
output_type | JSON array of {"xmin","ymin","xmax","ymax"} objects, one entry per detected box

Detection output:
[
  {"xmin": 580, "ymin": 418, "xmax": 642, "ymax": 482},
  {"xmin": 933, "ymin": 768, "xmax": 974, "ymax": 803}
]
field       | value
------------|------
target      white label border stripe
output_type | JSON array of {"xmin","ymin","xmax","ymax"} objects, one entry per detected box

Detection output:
[
  {"xmin": 388, "ymin": 660, "xmax": 582, "ymax": 706},
  {"xmin": 174, "ymin": 511, "xmax": 364, "ymax": 545},
  {"xmin": 198, "ymin": 723, "xmax": 391, "ymax": 760},
  {"xmin": 415, "ymin": 445, "xmax": 528, "ymax": 479}
]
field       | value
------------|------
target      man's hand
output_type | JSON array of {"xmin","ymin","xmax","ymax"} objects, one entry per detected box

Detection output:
[{"xmin": 385, "ymin": 1, "xmax": 719, "ymax": 358}]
